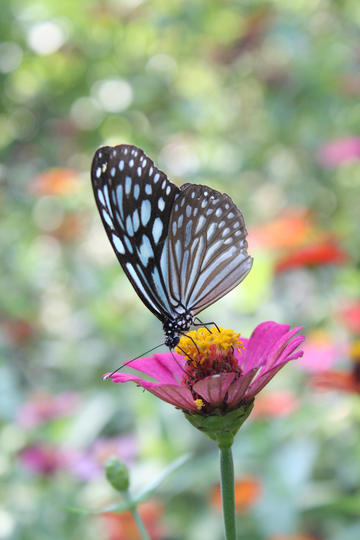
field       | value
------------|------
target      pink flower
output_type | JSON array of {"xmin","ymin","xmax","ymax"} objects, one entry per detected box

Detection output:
[
  {"xmin": 317, "ymin": 137, "xmax": 360, "ymax": 168},
  {"xmin": 19, "ymin": 445, "xmax": 68, "ymax": 476},
  {"xmin": 16, "ymin": 391, "xmax": 80, "ymax": 429},
  {"xmin": 107, "ymin": 322, "xmax": 304, "ymax": 415},
  {"xmin": 297, "ymin": 329, "xmax": 343, "ymax": 373}
]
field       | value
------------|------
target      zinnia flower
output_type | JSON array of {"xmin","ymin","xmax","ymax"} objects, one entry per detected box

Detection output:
[{"xmin": 107, "ymin": 321, "xmax": 304, "ymax": 417}]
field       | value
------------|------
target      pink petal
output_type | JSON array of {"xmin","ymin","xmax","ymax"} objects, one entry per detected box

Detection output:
[
  {"xmin": 113, "ymin": 352, "xmax": 186, "ymax": 384},
  {"xmin": 225, "ymin": 369, "xmax": 258, "ymax": 407},
  {"xmin": 265, "ymin": 326, "xmax": 304, "ymax": 370},
  {"xmin": 146, "ymin": 384, "xmax": 198, "ymax": 411},
  {"xmin": 241, "ymin": 322, "xmax": 291, "ymax": 371},
  {"xmin": 192, "ymin": 373, "xmax": 236, "ymax": 407},
  {"xmin": 109, "ymin": 372, "xmax": 197, "ymax": 411},
  {"xmin": 274, "ymin": 334, "xmax": 305, "ymax": 368}
]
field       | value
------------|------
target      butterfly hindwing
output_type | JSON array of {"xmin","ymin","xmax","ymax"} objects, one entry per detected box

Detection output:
[
  {"xmin": 166, "ymin": 183, "xmax": 253, "ymax": 314},
  {"xmin": 91, "ymin": 144, "xmax": 181, "ymax": 320}
]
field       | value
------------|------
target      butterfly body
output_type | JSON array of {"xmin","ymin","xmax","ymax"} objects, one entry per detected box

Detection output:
[{"xmin": 91, "ymin": 144, "xmax": 252, "ymax": 348}]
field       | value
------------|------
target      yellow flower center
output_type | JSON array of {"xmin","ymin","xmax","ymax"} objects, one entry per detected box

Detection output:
[
  {"xmin": 194, "ymin": 399, "xmax": 205, "ymax": 410},
  {"xmin": 350, "ymin": 340, "xmax": 360, "ymax": 362},
  {"xmin": 176, "ymin": 326, "xmax": 243, "ymax": 364}
]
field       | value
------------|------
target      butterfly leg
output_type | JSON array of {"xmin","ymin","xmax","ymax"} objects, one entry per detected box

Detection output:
[{"xmin": 193, "ymin": 317, "xmax": 220, "ymax": 333}]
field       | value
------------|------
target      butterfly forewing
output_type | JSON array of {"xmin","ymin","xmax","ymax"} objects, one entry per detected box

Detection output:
[
  {"xmin": 91, "ymin": 144, "xmax": 181, "ymax": 321},
  {"xmin": 166, "ymin": 183, "xmax": 253, "ymax": 314}
]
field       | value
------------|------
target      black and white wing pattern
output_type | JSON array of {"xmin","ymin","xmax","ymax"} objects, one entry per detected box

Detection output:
[
  {"xmin": 166, "ymin": 183, "xmax": 252, "ymax": 315},
  {"xmin": 91, "ymin": 144, "xmax": 253, "ymax": 348}
]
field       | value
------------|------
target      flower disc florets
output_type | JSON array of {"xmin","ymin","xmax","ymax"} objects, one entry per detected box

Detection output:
[{"xmin": 176, "ymin": 327, "xmax": 243, "ymax": 382}]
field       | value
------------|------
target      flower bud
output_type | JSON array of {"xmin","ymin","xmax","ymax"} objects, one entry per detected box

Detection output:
[{"xmin": 105, "ymin": 456, "xmax": 130, "ymax": 492}]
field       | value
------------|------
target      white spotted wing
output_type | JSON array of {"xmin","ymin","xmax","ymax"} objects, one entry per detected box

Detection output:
[{"xmin": 91, "ymin": 144, "xmax": 180, "ymax": 320}]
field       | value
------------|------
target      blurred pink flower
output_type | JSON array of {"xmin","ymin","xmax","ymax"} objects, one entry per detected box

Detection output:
[
  {"xmin": 20, "ymin": 445, "xmax": 68, "ymax": 476},
  {"xmin": 19, "ymin": 435, "xmax": 137, "ymax": 480},
  {"xmin": 69, "ymin": 435, "xmax": 137, "ymax": 481},
  {"xmin": 317, "ymin": 137, "xmax": 360, "ymax": 167},
  {"xmin": 298, "ymin": 329, "xmax": 341, "ymax": 373},
  {"xmin": 108, "ymin": 322, "xmax": 304, "ymax": 415},
  {"xmin": 16, "ymin": 391, "xmax": 80, "ymax": 428}
]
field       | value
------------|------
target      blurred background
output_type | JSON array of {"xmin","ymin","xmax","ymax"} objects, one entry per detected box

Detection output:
[{"xmin": 1, "ymin": 0, "xmax": 360, "ymax": 539}]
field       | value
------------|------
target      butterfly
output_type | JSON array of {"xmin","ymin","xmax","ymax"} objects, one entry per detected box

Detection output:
[{"xmin": 91, "ymin": 144, "xmax": 253, "ymax": 349}]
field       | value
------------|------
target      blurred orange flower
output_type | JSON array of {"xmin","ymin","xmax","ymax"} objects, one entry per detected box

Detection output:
[
  {"xmin": 211, "ymin": 476, "xmax": 261, "ymax": 513},
  {"xmin": 274, "ymin": 238, "xmax": 349, "ymax": 273},
  {"xmin": 51, "ymin": 213, "xmax": 86, "ymax": 241},
  {"xmin": 248, "ymin": 208, "xmax": 313, "ymax": 250},
  {"xmin": 252, "ymin": 390, "xmax": 298, "ymax": 418},
  {"xmin": 102, "ymin": 500, "xmax": 167, "ymax": 540},
  {"xmin": 312, "ymin": 341, "xmax": 360, "ymax": 394},
  {"xmin": 31, "ymin": 168, "xmax": 81, "ymax": 196}
]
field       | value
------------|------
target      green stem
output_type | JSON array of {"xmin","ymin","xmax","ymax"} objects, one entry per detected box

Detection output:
[
  {"xmin": 123, "ymin": 491, "xmax": 151, "ymax": 540},
  {"xmin": 219, "ymin": 446, "xmax": 236, "ymax": 540}
]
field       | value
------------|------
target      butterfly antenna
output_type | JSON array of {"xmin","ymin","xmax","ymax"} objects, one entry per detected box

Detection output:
[
  {"xmin": 169, "ymin": 349, "xmax": 186, "ymax": 374},
  {"xmin": 104, "ymin": 343, "xmax": 164, "ymax": 379},
  {"xmin": 179, "ymin": 332, "xmax": 201, "ymax": 354},
  {"xmin": 176, "ymin": 345, "xmax": 195, "ymax": 363}
]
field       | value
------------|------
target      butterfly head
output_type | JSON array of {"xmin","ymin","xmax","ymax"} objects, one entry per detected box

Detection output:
[{"xmin": 163, "ymin": 312, "xmax": 194, "ymax": 349}]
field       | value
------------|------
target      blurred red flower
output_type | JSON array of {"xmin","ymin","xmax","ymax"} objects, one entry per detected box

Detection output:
[
  {"xmin": 0, "ymin": 318, "xmax": 35, "ymax": 346},
  {"xmin": 252, "ymin": 390, "xmax": 298, "ymax": 418},
  {"xmin": 312, "ymin": 341, "xmax": 360, "ymax": 394},
  {"xmin": 274, "ymin": 238, "xmax": 349, "ymax": 273},
  {"xmin": 211, "ymin": 476, "xmax": 262, "ymax": 513},
  {"xmin": 317, "ymin": 137, "xmax": 360, "ymax": 167},
  {"xmin": 338, "ymin": 301, "xmax": 360, "ymax": 334},
  {"xmin": 31, "ymin": 168, "xmax": 81, "ymax": 196},
  {"xmin": 103, "ymin": 500, "xmax": 167, "ymax": 540}
]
